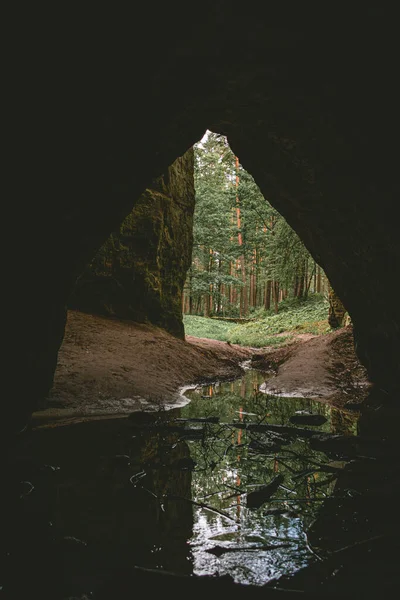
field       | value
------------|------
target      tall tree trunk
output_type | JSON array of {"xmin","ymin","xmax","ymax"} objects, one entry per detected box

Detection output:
[
  {"xmin": 203, "ymin": 295, "xmax": 209, "ymax": 317},
  {"xmin": 251, "ymin": 248, "xmax": 257, "ymax": 308},
  {"xmin": 249, "ymin": 252, "xmax": 257, "ymax": 309},
  {"xmin": 217, "ymin": 258, "xmax": 223, "ymax": 314},
  {"xmin": 273, "ymin": 280, "xmax": 279, "ymax": 314},
  {"xmin": 303, "ymin": 258, "xmax": 308, "ymax": 298},
  {"xmin": 265, "ymin": 280, "xmax": 272, "ymax": 311},
  {"xmin": 188, "ymin": 270, "xmax": 193, "ymax": 315},
  {"xmin": 249, "ymin": 269, "xmax": 254, "ymax": 309},
  {"xmin": 240, "ymin": 256, "xmax": 248, "ymax": 317},
  {"xmin": 293, "ymin": 275, "xmax": 299, "ymax": 297},
  {"xmin": 306, "ymin": 263, "xmax": 315, "ymax": 297},
  {"xmin": 232, "ymin": 261, "xmax": 238, "ymax": 307},
  {"xmin": 297, "ymin": 261, "xmax": 305, "ymax": 298},
  {"xmin": 229, "ymin": 261, "xmax": 234, "ymax": 305},
  {"xmin": 317, "ymin": 265, "xmax": 322, "ymax": 293},
  {"xmin": 207, "ymin": 248, "xmax": 213, "ymax": 316},
  {"xmin": 235, "ymin": 155, "xmax": 248, "ymax": 318}
]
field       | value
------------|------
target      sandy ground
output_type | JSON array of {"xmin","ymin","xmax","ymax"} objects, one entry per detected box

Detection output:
[{"xmin": 32, "ymin": 310, "xmax": 371, "ymax": 424}]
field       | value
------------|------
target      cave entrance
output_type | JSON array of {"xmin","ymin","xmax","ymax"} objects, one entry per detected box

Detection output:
[
  {"xmin": 67, "ymin": 127, "xmax": 345, "ymax": 345},
  {"xmin": 182, "ymin": 130, "xmax": 340, "ymax": 349}
]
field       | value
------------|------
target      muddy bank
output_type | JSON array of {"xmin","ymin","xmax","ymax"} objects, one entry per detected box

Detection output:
[
  {"xmin": 35, "ymin": 311, "xmax": 253, "ymax": 421},
  {"xmin": 34, "ymin": 311, "xmax": 370, "ymax": 424},
  {"xmin": 257, "ymin": 327, "xmax": 371, "ymax": 409}
]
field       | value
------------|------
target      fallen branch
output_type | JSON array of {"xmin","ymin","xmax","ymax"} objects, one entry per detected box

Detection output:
[
  {"xmin": 223, "ymin": 423, "xmax": 327, "ymax": 439},
  {"xmin": 246, "ymin": 475, "xmax": 284, "ymax": 509},
  {"xmin": 167, "ymin": 494, "xmax": 237, "ymax": 522},
  {"xmin": 175, "ymin": 416, "xmax": 220, "ymax": 424},
  {"xmin": 206, "ymin": 543, "xmax": 292, "ymax": 557}
]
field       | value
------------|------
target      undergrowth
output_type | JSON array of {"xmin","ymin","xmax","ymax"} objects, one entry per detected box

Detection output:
[
  {"xmin": 183, "ymin": 294, "xmax": 331, "ymax": 348},
  {"xmin": 182, "ymin": 315, "xmax": 236, "ymax": 342}
]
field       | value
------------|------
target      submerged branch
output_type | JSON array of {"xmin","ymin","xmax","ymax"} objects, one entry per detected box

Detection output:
[{"xmin": 167, "ymin": 494, "xmax": 237, "ymax": 522}]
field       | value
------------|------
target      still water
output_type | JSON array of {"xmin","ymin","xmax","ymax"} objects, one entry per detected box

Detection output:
[
  {"xmin": 176, "ymin": 369, "xmax": 357, "ymax": 585},
  {"xmin": 3, "ymin": 368, "xmax": 359, "ymax": 596}
]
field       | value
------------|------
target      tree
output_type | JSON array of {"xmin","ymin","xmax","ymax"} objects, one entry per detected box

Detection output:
[{"xmin": 183, "ymin": 131, "xmax": 328, "ymax": 317}]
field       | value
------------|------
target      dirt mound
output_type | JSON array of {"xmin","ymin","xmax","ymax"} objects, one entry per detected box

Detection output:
[{"xmin": 257, "ymin": 326, "xmax": 371, "ymax": 407}]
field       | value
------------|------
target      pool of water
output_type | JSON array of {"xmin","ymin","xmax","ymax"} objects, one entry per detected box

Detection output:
[
  {"xmin": 2, "ymin": 368, "xmax": 359, "ymax": 596},
  {"xmin": 176, "ymin": 369, "xmax": 358, "ymax": 585}
]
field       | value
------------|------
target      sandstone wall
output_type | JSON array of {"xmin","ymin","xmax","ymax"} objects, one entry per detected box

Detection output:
[{"xmin": 69, "ymin": 150, "xmax": 195, "ymax": 338}]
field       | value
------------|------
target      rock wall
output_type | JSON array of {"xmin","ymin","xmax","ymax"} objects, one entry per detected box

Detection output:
[
  {"xmin": 68, "ymin": 150, "xmax": 194, "ymax": 339},
  {"xmin": 328, "ymin": 284, "xmax": 347, "ymax": 329}
]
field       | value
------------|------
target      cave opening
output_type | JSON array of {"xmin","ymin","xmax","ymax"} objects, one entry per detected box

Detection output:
[
  {"xmin": 5, "ymin": 9, "xmax": 400, "ymax": 595},
  {"xmin": 183, "ymin": 129, "xmax": 333, "ymax": 323},
  {"xmin": 4, "ymin": 123, "xmax": 398, "ymax": 598}
]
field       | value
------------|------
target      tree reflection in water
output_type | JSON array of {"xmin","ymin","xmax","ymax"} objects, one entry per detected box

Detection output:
[
  {"xmin": 174, "ymin": 368, "xmax": 358, "ymax": 585},
  {"xmin": 3, "ymin": 369, "xmax": 359, "ymax": 597}
]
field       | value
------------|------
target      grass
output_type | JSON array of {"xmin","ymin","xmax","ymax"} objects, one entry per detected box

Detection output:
[
  {"xmin": 182, "ymin": 315, "xmax": 237, "ymax": 342},
  {"xmin": 183, "ymin": 294, "xmax": 331, "ymax": 348}
]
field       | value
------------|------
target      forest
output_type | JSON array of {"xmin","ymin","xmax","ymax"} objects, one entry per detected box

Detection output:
[
  {"xmin": 183, "ymin": 132, "xmax": 345, "ymax": 345},
  {"xmin": 183, "ymin": 131, "xmax": 329, "ymax": 318}
]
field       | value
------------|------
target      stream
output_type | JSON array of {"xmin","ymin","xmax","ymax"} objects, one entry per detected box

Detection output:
[{"xmin": 2, "ymin": 367, "xmax": 361, "ymax": 598}]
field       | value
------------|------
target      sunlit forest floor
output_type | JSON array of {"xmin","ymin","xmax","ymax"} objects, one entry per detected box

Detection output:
[{"xmin": 183, "ymin": 295, "xmax": 330, "ymax": 348}]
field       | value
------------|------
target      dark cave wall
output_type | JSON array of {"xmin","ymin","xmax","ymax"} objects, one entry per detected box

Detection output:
[
  {"xmin": 5, "ymin": 6, "xmax": 400, "ymax": 435},
  {"xmin": 68, "ymin": 150, "xmax": 195, "ymax": 339},
  {"xmin": 215, "ymin": 99, "xmax": 400, "ymax": 387}
]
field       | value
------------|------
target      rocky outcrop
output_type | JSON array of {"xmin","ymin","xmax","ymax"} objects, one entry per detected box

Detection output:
[
  {"xmin": 328, "ymin": 284, "xmax": 347, "ymax": 329},
  {"xmin": 68, "ymin": 150, "xmax": 195, "ymax": 338},
  {"xmin": 6, "ymin": 6, "xmax": 400, "ymax": 436}
]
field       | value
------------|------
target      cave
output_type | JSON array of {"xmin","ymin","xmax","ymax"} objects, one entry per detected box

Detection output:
[
  {"xmin": 4, "ymin": 5, "xmax": 400, "ymax": 598},
  {"xmin": 8, "ymin": 7, "xmax": 400, "ymax": 434}
]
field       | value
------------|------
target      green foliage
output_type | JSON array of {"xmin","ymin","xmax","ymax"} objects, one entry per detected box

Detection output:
[
  {"xmin": 192, "ymin": 132, "xmax": 236, "ymax": 257},
  {"xmin": 227, "ymin": 330, "xmax": 294, "ymax": 348},
  {"xmin": 229, "ymin": 294, "xmax": 329, "ymax": 346},
  {"xmin": 184, "ymin": 131, "xmax": 327, "ymax": 318},
  {"xmin": 235, "ymin": 168, "xmax": 280, "ymax": 260},
  {"xmin": 184, "ymin": 294, "xmax": 330, "ymax": 348},
  {"xmin": 182, "ymin": 315, "xmax": 237, "ymax": 341},
  {"xmin": 265, "ymin": 218, "xmax": 312, "ymax": 290},
  {"xmin": 254, "ymin": 293, "xmax": 329, "ymax": 322}
]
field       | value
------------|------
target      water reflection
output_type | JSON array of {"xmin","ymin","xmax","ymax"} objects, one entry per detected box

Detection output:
[
  {"xmin": 170, "ymin": 369, "xmax": 359, "ymax": 585},
  {"xmin": 3, "ymin": 369, "xmax": 359, "ymax": 597}
]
